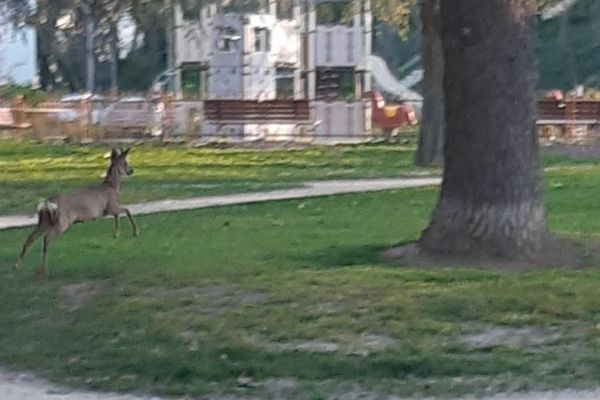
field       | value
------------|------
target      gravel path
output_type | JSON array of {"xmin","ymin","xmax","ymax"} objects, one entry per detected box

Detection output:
[{"xmin": 0, "ymin": 178, "xmax": 440, "ymax": 230}]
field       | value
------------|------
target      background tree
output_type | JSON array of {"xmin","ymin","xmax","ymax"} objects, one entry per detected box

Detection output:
[
  {"xmin": 418, "ymin": 0, "xmax": 549, "ymax": 261},
  {"xmin": 414, "ymin": 0, "xmax": 443, "ymax": 167},
  {"xmin": 371, "ymin": 0, "xmax": 414, "ymax": 37},
  {"xmin": 414, "ymin": 0, "xmax": 570, "ymax": 167},
  {"xmin": 0, "ymin": 0, "xmax": 416, "ymax": 92},
  {"xmin": 0, "ymin": 0, "xmax": 164, "ymax": 91}
]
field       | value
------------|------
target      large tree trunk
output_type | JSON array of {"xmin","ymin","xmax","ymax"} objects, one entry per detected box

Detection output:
[
  {"xmin": 418, "ymin": 0, "xmax": 549, "ymax": 260},
  {"xmin": 415, "ymin": 0, "xmax": 444, "ymax": 167}
]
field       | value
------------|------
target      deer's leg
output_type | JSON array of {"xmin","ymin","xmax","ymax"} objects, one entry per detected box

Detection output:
[
  {"xmin": 14, "ymin": 228, "xmax": 41, "ymax": 269},
  {"xmin": 37, "ymin": 233, "xmax": 56, "ymax": 278},
  {"xmin": 121, "ymin": 208, "xmax": 139, "ymax": 237},
  {"xmin": 113, "ymin": 214, "xmax": 120, "ymax": 238}
]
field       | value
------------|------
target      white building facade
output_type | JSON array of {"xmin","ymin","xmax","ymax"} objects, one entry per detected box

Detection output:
[{"xmin": 172, "ymin": 0, "xmax": 372, "ymax": 142}]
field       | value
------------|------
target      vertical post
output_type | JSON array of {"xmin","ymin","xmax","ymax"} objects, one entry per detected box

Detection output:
[
  {"xmin": 11, "ymin": 95, "xmax": 28, "ymax": 138},
  {"xmin": 242, "ymin": 23, "xmax": 253, "ymax": 100},
  {"xmin": 362, "ymin": 0, "xmax": 372, "ymax": 93},
  {"xmin": 173, "ymin": 3, "xmax": 184, "ymax": 100},
  {"xmin": 307, "ymin": 0, "xmax": 317, "ymax": 136},
  {"xmin": 161, "ymin": 92, "xmax": 174, "ymax": 143},
  {"xmin": 362, "ymin": 0, "xmax": 372, "ymax": 136},
  {"xmin": 353, "ymin": 0, "xmax": 361, "ymax": 101},
  {"xmin": 307, "ymin": 0, "xmax": 316, "ymax": 102},
  {"xmin": 293, "ymin": 0, "xmax": 303, "ymax": 100},
  {"xmin": 165, "ymin": 0, "xmax": 175, "ymax": 74},
  {"xmin": 80, "ymin": 96, "xmax": 91, "ymax": 143},
  {"xmin": 207, "ymin": 2, "xmax": 217, "ymax": 101},
  {"xmin": 269, "ymin": 0, "xmax": 277, "ymax": 16},
  {"xmin": 109, "ymin": 18, "xmax": 119, "ymax": 95},
  {"xmin": 81, "ymin": 1, "xmax": 95, "ymax": 93}
]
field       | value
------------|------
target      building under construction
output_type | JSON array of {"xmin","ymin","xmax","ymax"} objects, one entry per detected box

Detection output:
[{"xmin": 170, "ymin": 0, "xmax": 373, "ymax": 141}]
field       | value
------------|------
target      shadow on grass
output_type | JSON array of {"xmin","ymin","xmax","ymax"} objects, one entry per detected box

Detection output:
[{"xmin": 291, "ymin": 243, "xmax": 390, "ymax": 268}]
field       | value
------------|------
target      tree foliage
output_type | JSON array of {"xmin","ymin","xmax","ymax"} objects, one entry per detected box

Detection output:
[
  {"xmin": 537, "ymin": 0, "xmax": 566, "ymax": 12},
  {"xmin": 372, "ymin": 0, "xmax": 414, "ymax": 37},
  {"xmin": 1, "ymin": 0, "xmax": 561, "ymax": 92}
]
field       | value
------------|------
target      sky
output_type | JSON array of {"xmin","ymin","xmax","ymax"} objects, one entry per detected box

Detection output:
[{"xmin": 0, "ymin": 25, "xmax": 37, "ymax": 86}]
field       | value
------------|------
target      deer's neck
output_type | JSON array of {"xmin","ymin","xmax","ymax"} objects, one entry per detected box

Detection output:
[{"xmin": 103, "ymin": 165, "xmax": 121, "ymax": 191}]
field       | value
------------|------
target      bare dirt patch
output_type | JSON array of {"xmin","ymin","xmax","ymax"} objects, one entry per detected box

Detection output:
[
  {"xmin": 60, "ymin": 280, "xmax": 112, "ymax": 311},
  {"xmin": 460, "ymin": 326, "xmax": 562, "ymax": 350},
  {"xmin": 381, "ymin": 236, "xmax": 593, "ymax": 271},
  {"xmin": 346, "ymin": 334, "xmax": 398, "ymax": 357},
  {"xmin": 250, "ymin": 333, "xmax": 397, "ymax": 356},
  {"xmin": 308, "ymin": 301, "xmax": 346, "ymax": 314},
  {"xmin": 262, "ymin": 377, "xmax": 299, "ymax": 395},
  {"xmin": 138, "ymin": 283, "xmax": 269, "ymax": 317},
  {"xmin": 198, "ymin": 284, "xmax": 269, "ymax": 316},
  {"xmin": 265, "ymin": 339, "xmax": 341, "ymax": 353}
]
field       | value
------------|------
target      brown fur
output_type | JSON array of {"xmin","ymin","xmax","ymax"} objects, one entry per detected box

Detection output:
[{"xmin": 14, "ymin": 148, "xmax": 139, "ymax": 277}]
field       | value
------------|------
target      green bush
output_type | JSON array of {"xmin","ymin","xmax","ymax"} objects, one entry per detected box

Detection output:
[{"xmin": 0, "ymin": 85, "xmax": 48, "ymax": 105}]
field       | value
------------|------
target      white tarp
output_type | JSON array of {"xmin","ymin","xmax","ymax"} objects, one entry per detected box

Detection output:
[
  {"xmin": 369, "ymin": 55, "xmax": 422, "ymax": 102},
  {"xmin": 272, "ymin": 20, "xmax": 298, "ymax": 64},
  {"xmin": 541, "ymin": 0, "xmax": 578, "ymax": 20}
]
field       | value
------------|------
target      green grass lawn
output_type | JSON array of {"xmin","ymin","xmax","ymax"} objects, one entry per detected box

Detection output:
[
  {"xmin": 0, "ymin": 139, "xmax": 432, "ymax": 216},
  {"xmin": 2, "ymin": 143, "xmax": 600, "ymax": 398}
]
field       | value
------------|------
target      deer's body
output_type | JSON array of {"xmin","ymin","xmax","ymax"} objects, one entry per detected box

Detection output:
[{"xmin": 15, "ymin": 148, "xmax": 138, "ymax": 276}]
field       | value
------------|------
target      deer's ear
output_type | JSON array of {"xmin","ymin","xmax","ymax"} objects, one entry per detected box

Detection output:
[{"xmin": 123, "ymin": 148, "xmax": 131, "ymax": 157}]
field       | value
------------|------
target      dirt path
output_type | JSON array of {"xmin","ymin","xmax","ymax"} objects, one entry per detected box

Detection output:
[
  {"xmin": 0, "ymin": 178, "xmax": 440, "ymax": 230},
  {"xmin": 0, "ymin": 368, "xmax": 161, "ymax": 400},
  {"xmin": 2, "ymin": 367, "xmax": 600, "ymax": 400}
]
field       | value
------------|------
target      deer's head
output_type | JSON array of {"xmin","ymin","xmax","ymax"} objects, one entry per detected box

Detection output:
[{"xmin": 110, "ymin": 148, "xmax": 134, "ymax": 176}]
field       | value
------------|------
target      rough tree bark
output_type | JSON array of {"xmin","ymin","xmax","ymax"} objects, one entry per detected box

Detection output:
[
  {"xmin": 415, "ymin": 0, "xmax": 444, "ymax": 167},
  {"xmin": 418, "ymin": 0, "xmax": 549, "ymax": 261}
]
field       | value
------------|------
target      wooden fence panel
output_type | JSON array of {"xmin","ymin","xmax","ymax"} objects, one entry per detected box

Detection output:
[{"xmin": 204, "ymin": 100, "xmax": 310, "ymax": 122}]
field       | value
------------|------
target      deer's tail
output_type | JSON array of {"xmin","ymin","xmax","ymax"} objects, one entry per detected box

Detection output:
[{"xmin": 36, "ymin": 200, "xmax": 59, "ymax": 225}]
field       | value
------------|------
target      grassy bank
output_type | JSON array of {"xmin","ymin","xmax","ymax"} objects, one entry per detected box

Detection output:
[
  {"xmin": 0, "ymin": 140, "xmax": 431, "ymax": 215},
  {"xmin": 1, "ymin": 149, "xmax": 600, "ymax": 397}
]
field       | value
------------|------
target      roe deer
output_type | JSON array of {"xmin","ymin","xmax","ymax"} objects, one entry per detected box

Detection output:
[{"xmin": 14, "ymin": 147, "xmax": 139, "ymax": 276}]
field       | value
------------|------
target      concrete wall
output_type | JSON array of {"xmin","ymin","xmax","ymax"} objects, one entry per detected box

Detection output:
[
  {"xmin": 175, "ymin": 21, "xmax": 211, "ymax": 65},
  {"xmin": 314, "ymin": 100, "xmax": 371, "ymax": 138},
  {"xmin": 207, "ymin": 14, "xmax": 244, "ymax": 99}
]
